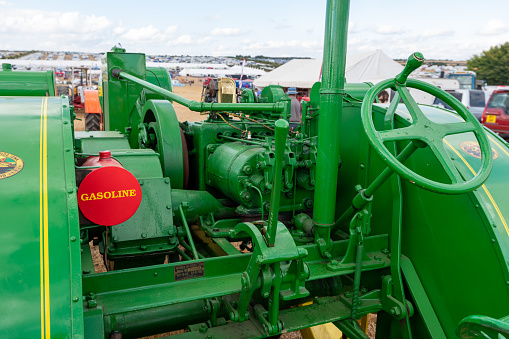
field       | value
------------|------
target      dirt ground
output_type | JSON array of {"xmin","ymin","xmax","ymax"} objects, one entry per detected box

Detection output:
[{"xmin": 82, "ymin": 80, "xmax": 376, "ymax": 338}]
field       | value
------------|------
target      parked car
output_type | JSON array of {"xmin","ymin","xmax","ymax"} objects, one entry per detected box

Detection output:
[
  {"xmin": 433, "ymin": 89, "xmax": 487, "ymax": 121},
  {"xmin": 482, "ymin": 88, "xmax": 509, "ymax": 136}
]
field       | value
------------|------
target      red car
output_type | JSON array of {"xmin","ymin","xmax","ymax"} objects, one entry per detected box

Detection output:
[{"xmin": 482, "ymin": 88, "xmax": 509, "ymax": 136}]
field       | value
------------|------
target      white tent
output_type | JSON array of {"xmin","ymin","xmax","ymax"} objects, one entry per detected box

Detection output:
[
  {"xmin": 178, "ymin": 65, "xmax": 266, "ymax": 78},
  {"xmin": 253, "ymin": 50, "xmax": 404, "ymax": 89}
]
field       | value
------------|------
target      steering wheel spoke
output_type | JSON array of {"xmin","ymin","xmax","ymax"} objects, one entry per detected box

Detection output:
[
  {"xmin": 439, "ymin": 121, "xmax": 476, "ymax": 137},
  {"xmin": 378, "ymin": 125, "xmax": 421, "ymax": 142},
  {"xmin": 428, "ymin": 140, "xmax": 463, "ymax": 184},
  {"xmin": 361, "ymin": 73, "xmax": 493, "ymax": 194},
  {"xmin": 396, "ymin": 85, "xmax": 426, "ymax": 124}
]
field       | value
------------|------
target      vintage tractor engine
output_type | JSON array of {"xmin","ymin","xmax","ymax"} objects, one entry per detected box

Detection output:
[{"xmin": 2, "ymin": 1, "xmax": 509, "ymax": 339}]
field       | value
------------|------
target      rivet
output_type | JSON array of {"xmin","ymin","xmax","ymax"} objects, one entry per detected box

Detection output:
[
  {"xmin": 166, "ymin": 204, "xmax": 172, "ymax": 209},
  {"xmin": 154, "ymin": 272, "xmax": 158, "ymax": 276},
  {"xmin": 70, "ymin": 236, "xmax": 76, "ymax": 242},
  {"xmin": 67, "ymin": 188, "xmax": 74, "ymax": 194},
  {"xmin": 139, "ymin": 179, "xmax": 144, "ymax": 185},
  {"xmin": 165, "ymin": 178, "xmax": 170, "ymax": 184},
  {"xmin": 73, "ymin": 297, "xmax": 79, "ymax": 302},
  {"xmin": 65, "ymin": 148, "xmax": 70, "ymax": 152},
  {"xmin": 141, "ymin": 233, "xmax": 147, "ymax": 238},
  {"xmin": 63, "ymin": 121, "xmax": 68, "ymax": 125}
]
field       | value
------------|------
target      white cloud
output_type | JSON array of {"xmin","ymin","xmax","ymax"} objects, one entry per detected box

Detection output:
[
  {"xmin": 0, "ymin": 9, "xmax": 111, "ymax": 34},
  {"xmin": 121, "ymin": 25, "xmax": 178, "ymax": 43},
  {"xmin": 421, "ymin": 29, "xmax": 453, "ymax": 38},
  {"xmin": 478, "ymin": 19, "xmax": 507, "ymax": 35},
  {"xmin": 377, "ymin": 25, "xmax": 403, "ymax": 34},
  {"xmin": 0, "ymin": 1, "xmax": 10, "ymax": 5},
  {"xmin": 113, "ymin": 25, "xmax": 125, "ymax": 35},
  {"xmin": 242, "ymin": 40, "xmax": 321, "ymax": 53},
  {"xmin": 211, "ymin": 27, "xmax": 240, "ymax": 36},
  {"xmin": 174, "ymin": 35, "xmax": 192, "ymax": 45}
]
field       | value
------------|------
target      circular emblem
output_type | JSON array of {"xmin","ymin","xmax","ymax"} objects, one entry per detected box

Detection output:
[
  {"xmin": 460, "ymin": 141, "xmax": 498, "ymax": 160},
  {"xmin": 77, "ymin": 166, "xmax": 142, "ymax": 226},
  {"xmin": 0, "ymin": 151, "xmax": 24, "ymax": 180}
]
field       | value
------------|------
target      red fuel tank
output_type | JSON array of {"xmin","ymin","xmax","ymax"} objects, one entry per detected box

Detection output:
[
  {"xmin": 82, "ymin": 150, "xmax": 122, "ymax": 169},
  {"xmin": 78, "ymin": 150, "xmax": 142, "ymax": 226}
]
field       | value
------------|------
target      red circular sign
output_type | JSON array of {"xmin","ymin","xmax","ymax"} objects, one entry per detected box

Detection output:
[{"xmin": 78, "ymin": 166, "xmax": 142, "ymax": 226}]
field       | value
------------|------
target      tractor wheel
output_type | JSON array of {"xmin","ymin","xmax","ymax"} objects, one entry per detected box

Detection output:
[{"xmin": 85, "ymin": 113, "xmax": 100, "ymax": 131}]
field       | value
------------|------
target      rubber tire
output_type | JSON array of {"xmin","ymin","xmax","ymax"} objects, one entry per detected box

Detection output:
[{"xmin": 85, "ymin": 113, "xmax": 100, "ymax": 131}]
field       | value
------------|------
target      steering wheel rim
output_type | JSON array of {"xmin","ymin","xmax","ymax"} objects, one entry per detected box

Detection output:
[{"xmin": 361, "ymin": 78, "xmax": 493, "ymax": 194}]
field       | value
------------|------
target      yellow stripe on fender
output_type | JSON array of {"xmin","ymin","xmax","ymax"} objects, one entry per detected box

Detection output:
[
  {"xmin": 39, "ymin": 97, "xmax": 50, "ymax": 338},
  {"xmin": 444, "ymin": 139, "xmax": 509, "ymax": 237}
]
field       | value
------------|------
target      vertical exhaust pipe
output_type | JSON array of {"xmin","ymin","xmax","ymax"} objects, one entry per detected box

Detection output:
[{"xmin": 312, "ymin": 0, "xmax": 350, "ymax": 256}]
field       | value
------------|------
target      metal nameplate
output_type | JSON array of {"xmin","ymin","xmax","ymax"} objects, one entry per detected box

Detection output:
[{"xmin": 174, "ymin": 262, "xmax": 205, "ymax": 281}]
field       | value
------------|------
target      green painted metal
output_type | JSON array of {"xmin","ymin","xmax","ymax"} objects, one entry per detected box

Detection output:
[
  {"xmin": 361, "ymin": 71, "xmax": 493, "ymax": 194},
  {"xmin": 4, "ymin": 1, "xmax": 509, "ymax": 338},
  {"xmin": 0, "ymin": 68, "xmax": 56, "ymax": 96},
  {"xmin": 266, "ymin": 119, "xmax": 289, "ymax": 246},
  {"xmin": 101, "ymin": 50, "xmax": 146, "ymax": 133},
  {"xmin": 312, "ymin": 0, "xmax": 350, "ymax": 257},
  {"xmin": 140, "ymin": 99, "xmax": 185, "ymax": 188},
  {"xmin": 0, "ymin": 97, "xmax": 82, "ymax": 338}
]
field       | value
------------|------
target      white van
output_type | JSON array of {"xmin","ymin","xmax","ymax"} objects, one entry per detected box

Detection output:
[{"xmin": 432, "ymin": 89, "xmax": 487, "ymax": 121}]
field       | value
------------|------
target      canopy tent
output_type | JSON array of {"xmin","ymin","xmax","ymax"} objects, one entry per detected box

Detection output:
[
  {"xmin": 253, "ymin": 50, "xmax": 404, "ymax": 89},
  {"xmin": 178, "ymin": 65, "xmax": 266, "ymax": 78}
]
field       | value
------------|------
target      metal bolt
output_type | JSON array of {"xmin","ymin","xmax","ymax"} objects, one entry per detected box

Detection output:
[
  {"xmin": 305, "ymin": 199, "xmax": 313, "ymax": 209},
  {"xmin": 243, "ymin": 165, "xmax": 253, "ymax": 175},
  {"xmin": 154, "ymin": 272, "xmax": 158, "ymax": 276},
  {"xmin": 360, "ymin": 163, "xmax": 365, "ymax": 169},
  {"xmin": 166, "ymin": 204, "xmax": 172, "ymax": 209},
  {"xmin": 141, "ymin": 233, "xmax": 147, "ymax": 238},
  {"xmin": 374, "ymin": 255, "xmax": 382, "ymax": 261},
  {"xmin": 63, "ymin": 121, "xmax": 68, "ymax": 125},
  {"xmin": 113, "ymin": 236, "xmax": 118, "ymax": 241},
  {"xmin": 382, "ymin": 249, "xmax": 390, "ymax": 254},
  {"xmin": 67, "ymin": 188, "xmax": 74, "ymax": 194},
  {"xmin": 65, "ymin": 148, "xmax": 70, "ymax": 152},
  {"xmin": 263, "ymin": 292, "xmax": 269, "ymax": 298},
  {"xmin": 70, "ymin": 236, "xmax": 76, "ymax": 242},
  {"xmin": 390, "ymin": 307, "xmax": 401, "ymax": 316},
  {"xmin": 139, "ymin": 179, "xmax": 144, "ymax": 185},
  {"xmin": 330, "ymin": 259, "xmax": 338, "ymax": 266},
  {"xmin": 140, "ymin": 245, "xmax": 148, "ymax": 251},
  {"xmin": 345, "ymin": 291, "xmax": 351, "ymax": 298},
  {"xmin": 73, "ymin": 297, "xmax": 79, "ymax": 302},
  {"xmin": 165, "ymin": 178, "xmax": 170, "ymax": 184}
]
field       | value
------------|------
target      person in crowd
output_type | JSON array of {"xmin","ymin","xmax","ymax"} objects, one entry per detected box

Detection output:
[
  {"xmin": 378, "ymin": 90, "xmax": 389, "ymax": 103},
  {"xmin": 287, "ymin": 87, "xmax": 302, "ymax": 131}
]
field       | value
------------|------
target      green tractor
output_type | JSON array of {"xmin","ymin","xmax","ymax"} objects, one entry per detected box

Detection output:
[{"xmin": 1, "ymin": 1, "xmax": 509, "ymax": 338}]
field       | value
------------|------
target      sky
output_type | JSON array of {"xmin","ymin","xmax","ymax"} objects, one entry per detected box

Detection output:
[{"xmin": 0, "ymin": 0, "xmax": 508, "ymax": 61}]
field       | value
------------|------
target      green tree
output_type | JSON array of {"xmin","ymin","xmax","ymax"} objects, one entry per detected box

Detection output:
[{"xmin": 467, "ymin": 42, "xmax": 509, "ymax": 85}]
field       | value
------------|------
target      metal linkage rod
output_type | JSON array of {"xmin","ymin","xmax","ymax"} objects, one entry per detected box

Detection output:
[
  {"xmin": 113, "ymin": 69, "xmax": 285, "ymax": 113},
  {"xmin": 332, "ymin": 142, "xmax": 418, "ymax": 232},
  {"xmin": 265, "ymin": 119, "xmax": 289, "ymax": 246},
  {"xmin": 179, "ymin": 205, "xmax": 199, "ymax": 260}
]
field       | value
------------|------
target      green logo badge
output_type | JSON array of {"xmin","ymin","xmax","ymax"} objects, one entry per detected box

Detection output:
[{"xmin": 0, "ymin": 152, "xmax": 24, "ymax": 180}]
